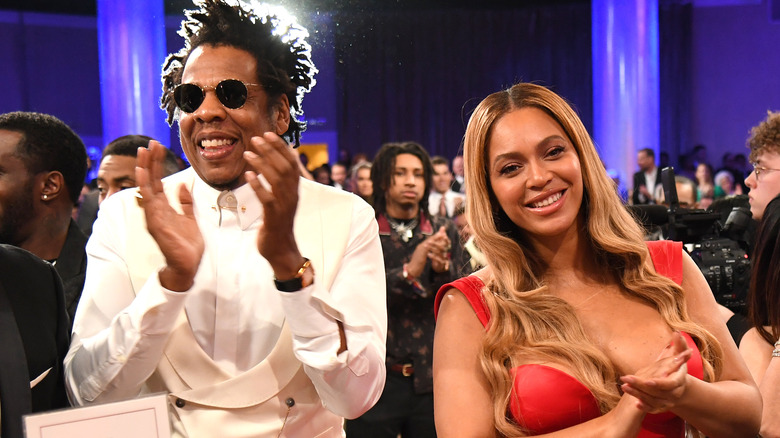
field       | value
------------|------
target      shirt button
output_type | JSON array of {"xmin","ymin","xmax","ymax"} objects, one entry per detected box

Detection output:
[{"xmin": 175, "ymin": 398, "xmax": 186, "ymax": 408}]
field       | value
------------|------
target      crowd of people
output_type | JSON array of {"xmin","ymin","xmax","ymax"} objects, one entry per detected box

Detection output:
[
  {"xmin": 631, "ymin": 145, "xmax": 749, "ymax": 209},
  {"xmin": 1, "ymin": 0, "xmax": 779, "ymax": 437}
]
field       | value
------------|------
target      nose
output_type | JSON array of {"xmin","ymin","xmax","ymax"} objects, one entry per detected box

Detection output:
[
  {"xmin": 525, "ymin": 160, "xmax": 552, "ymax": 189},
  {"xmin": 193, "ymin": 89, "xmax": 227, "ymax": 123},
  {"xmin": 745, "ymin": 170, "xmax": 756, "ymax": 189},
  {"xmin": 402, "ymin": 172, "xmax": 417, "ymax": 186}
]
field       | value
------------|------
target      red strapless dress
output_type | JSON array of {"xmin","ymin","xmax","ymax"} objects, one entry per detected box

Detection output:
[{"xmin": 434, "ymin": 240, "xmax": 703, "ymax": 437}]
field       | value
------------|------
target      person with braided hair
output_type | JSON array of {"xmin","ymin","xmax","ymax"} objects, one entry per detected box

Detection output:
[{"xmin": 64, "ymin": 1, "xmax": 386, "ymax": 436}]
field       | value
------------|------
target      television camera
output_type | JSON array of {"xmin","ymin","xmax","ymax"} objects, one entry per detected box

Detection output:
[{"xmin": 630, "ymin": 167, "xmax": 752, "ymax": 312}]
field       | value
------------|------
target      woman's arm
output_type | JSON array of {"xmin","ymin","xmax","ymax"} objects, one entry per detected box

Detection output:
[
  {"xmin": 665, "ymin": 252, "xmax": 761, "ymax": 437},
  {"xmin": 434, "ymin": 289, "xmax": 496, "ymax": 437},
  {"xmin": 433, "ymin": 289, "xmax": 646, "ymax": 438},
  {"xmin": 740, "ymin": 327, "xmax": 780, "ymax": 437}
]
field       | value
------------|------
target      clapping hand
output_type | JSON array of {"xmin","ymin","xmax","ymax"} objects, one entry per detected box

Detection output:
[
  {"xmin": 136, "ymin": 141, "xmax": 204, "ymax": 291},
  {"xmin": 407, "ymin": 226, "xmax": 452, "ymax": 278},
  {"xmin": 619, "ymin": 331, "xmax": 692, "ymax": 414},
  {"xmin": 427, "ymin": 227, "xmax": 452, "ymax": 273},
  {"xmin": 243, "ymin": 132, "xmax": 303, "ymax": 278}
]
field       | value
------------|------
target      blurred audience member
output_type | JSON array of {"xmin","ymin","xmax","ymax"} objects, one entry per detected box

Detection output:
[
  {"xmin": 351, "ymin": 161, "xmax": 373, "ymax": 203},
  {"xmin": 450, "ymin": 203, "xmax": 485, "ymax": 276},
  {"xmin": 0, "ymin": 111, "xmax": 87, "ymax": 326},
  {"xmin": 654, "ymin": 175, "xmax": 697, "ymax": 208},
  {"xmin": 695, "ymin": 162, "xmax": 724, "ymax": 209},
  {"xmin": 632, "ymin": 147, "xmax": 661, "ymax": 205},
  {"xmin": 96, "ymin": 135, "xmax": 180, "ymax": 205},
  {"xmin": 718, "ymin": 152, "xmax": 750, "ymax": 196},
  {"xmin": 77, "ymin": 135, "xmax": 180, "ymax": 236},
  {"xmin": 427, "ymin": 156, "xmax": 464, "ymax": 218},
  {"xmin": 714, "ymin": 170, "xmax": 743, "ymax": 197},
  {"xmin": 313, "ymin": 164, "xmax": 332, "ymax": 186},
  {"xmin": 0, "ymin": 244, "xmax": 70, "ymax": 438},
  {"xmin": 450, "ymin": 155, "xmax": 465, "ymax": 194},
  {"xmin": 331, "ymin": 162, "xmax": 347, "ymax": 190}
]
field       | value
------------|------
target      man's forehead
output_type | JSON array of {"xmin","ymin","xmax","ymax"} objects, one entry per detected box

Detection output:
[
  {"xmin": 181, "ymin": 45, "xmax": 258, "ymax": 83},
  {"xmin": 0, "ymin": 129, "xmax": 24, "ymax": 148},
  {"xmin": 394, "ymin": 163, "xmax": 423, "ymax": 171},
  {"xmin": 756, "ymin": 150, "xmax": 780, "ymax": 163}
]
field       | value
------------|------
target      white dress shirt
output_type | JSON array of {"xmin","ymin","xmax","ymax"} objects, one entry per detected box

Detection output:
[
  {"xmin": 640, "ymin": 169, "xmax": 658, "ymax": 204},
  {"xmin": 65, "ymin": 169, "xmax": 387, "ymax": 421},
  {"xmin": 428, "ymin": 190, "xmax": 465, "ymax": 218}
]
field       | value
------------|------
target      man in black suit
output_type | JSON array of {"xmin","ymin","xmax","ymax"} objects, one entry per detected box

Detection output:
[
  {"xmin": 0, "ymin": 112, "xmax": 88, "ymax": 326},
  {"xmin": 450, "ymin": 155, "xmax": 465, "ymax": 194},
  {"xmin": 632, "ymin": 147, "xmax": 661, "ymax": 205},
  {"xmin": 0, "ymin": 244, "xmax": 70, "ymax": 438}
]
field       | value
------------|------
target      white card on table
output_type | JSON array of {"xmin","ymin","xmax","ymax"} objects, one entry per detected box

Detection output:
[{"xmin": 24, "ymin": 393, "xmax": 170, "ymax": 438}]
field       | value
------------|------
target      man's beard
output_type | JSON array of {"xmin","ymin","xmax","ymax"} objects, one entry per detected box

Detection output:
[{"xmin": 0, "ymin": 180, "xmax": 35, "ymax": 245}]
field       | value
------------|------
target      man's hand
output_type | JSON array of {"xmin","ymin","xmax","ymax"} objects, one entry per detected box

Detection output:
[
  {"xmin": 244, "ymin": 132, "xmax": 304, "ymax": 278},
  {"xmin": 427, "ymin": 226, "xmax": 451, "ymax": 273},
  {"xmin": 136, "ymin": 141, "xmax": 204, "ymax": 291},
  {"xmin": 406, "ymin": 226, "xmax": 451, "ymax": 277},
  {"xmin": 639, "ymin": 185, "xmax": 653, "ymax": 201}
]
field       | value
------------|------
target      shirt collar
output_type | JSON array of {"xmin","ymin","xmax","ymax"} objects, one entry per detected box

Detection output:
[
  {"xmin": 377, "ymin": 211, "xmax": 434, "ymax": 235},
  {"xmin": 193, "ymin": 177, "xmax": 263, "ymax": 230}
]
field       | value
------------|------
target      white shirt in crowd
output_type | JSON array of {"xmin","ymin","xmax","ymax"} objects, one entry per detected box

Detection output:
[{"xmin": 428, "ymin": 190, "xmax": 465, "ymax": 218}]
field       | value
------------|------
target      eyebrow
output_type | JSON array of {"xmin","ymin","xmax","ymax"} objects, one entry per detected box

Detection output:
[
  {"xmin": 97, "ymin": 175, "xmax": 136, "ymax": 184},
  {"xmin": 491, "ymin": 135, "xmax": 568, "ymax": 166}
]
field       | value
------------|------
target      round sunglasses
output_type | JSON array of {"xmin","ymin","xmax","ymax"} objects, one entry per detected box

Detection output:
[{"xmin": 173, "ymin": 79, "xmax": 260, "ymax": 113}]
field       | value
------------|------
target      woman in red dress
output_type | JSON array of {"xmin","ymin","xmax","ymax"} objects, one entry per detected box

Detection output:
[{"xmin": 433, "ymin": 83, "xmax": 760, "ymax": 437}]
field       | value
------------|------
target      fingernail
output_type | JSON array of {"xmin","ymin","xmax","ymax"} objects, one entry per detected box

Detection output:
[{"xmin": 244, "ymin": 151, "xmax": 258, "ymax": 159}]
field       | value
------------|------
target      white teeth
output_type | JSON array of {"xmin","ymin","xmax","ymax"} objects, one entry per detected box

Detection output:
[
  {"xmin": 530, "ymin": 191, "xmax": 562, "ymax": 208},
  {"xmin": 200, "ymin": 138, "xmax": 232, "ymax": 148}
]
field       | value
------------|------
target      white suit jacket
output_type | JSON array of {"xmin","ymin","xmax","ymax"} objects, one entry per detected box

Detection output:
[{"xmin": 68, "ymin": 169, "xmax": 387, "ymax": 437}]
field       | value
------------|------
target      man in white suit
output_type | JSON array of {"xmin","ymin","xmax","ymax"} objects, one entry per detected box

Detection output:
[{"xmin": 64, "ymin": 1, "xmax": 387, "ymax": 437}]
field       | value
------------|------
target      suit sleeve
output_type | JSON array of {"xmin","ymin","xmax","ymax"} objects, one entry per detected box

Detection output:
[
  {"xmin": 278, "ymin": 200, "xmax": 387, "ymax": 419},
  {"xmin": 64, "ymin": 193, "xmax": 188, "ymax": 406}
]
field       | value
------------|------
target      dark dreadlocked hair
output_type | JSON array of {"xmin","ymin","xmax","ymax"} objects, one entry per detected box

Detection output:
[
  {"xmin": 370, "ymin": 141, "xmax": 433, "ymax": 218},
  {"xmin": 160, "ymin": 0, "xmax": 317, "ymax": 146}
]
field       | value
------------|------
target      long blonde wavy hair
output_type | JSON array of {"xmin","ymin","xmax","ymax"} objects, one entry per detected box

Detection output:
[{"xmin": 463, "ymin": 83, "xmax": 723, "ymax": 436}]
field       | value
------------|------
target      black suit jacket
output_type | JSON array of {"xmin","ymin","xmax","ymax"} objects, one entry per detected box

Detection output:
[
  {"xmin": 55, "ymin": 219, "xmax": 88, "ymax": 326},
  {"xmin": 632, "ymin": 167, "xmax": 661, "ymax": 205},
  {"xmin": 0, "ymin": 245, "xmax": 70, "ymax": 438}
]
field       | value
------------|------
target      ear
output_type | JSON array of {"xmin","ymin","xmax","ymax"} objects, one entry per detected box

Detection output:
[
  {"xmin": 40, "ymin": 171, "xmax": 65, "ymax": 202},
  {"xmin": 272, "ymin": 94, "xmax": 291, "ymax": 136}
]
